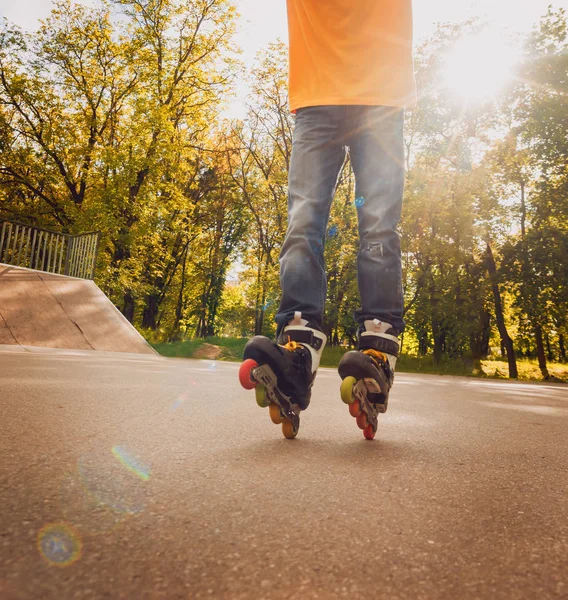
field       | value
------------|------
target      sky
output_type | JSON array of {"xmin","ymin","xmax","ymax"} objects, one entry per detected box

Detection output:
[
  {"xmin": 1, "ymin": 0, "xmax": 567, "ymax": 115},
  {"xmin": 3, "ymin": 0, "xmax": 566, "ymax": 47}
]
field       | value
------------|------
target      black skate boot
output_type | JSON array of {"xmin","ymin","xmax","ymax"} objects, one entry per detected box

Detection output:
[
  {"xmin": 338, "ymin": 319, "xmax": 400, "ymax": 440},
  {"xmin": 239, "ymin": 311, "xmax": 327, "ymax": 439}
]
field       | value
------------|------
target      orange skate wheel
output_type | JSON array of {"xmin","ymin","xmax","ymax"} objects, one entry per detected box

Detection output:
[
  {"xmin": 349, "ymin": 400, "xmax": 361, "ymax": 418},
  {"xmin": 269, "ymin": 403, "xmax": 283, "ymax": 424},
  {"xmin": 282, "ymin": 419, "xmax": 297, "ymax": 439},
  {"xmin": 363, "ymin": 424, "xmax": 376, "ymax": 440},
  {"xmin": 239, "ymin": 359, "xmax": 258, "ymax": 390},
  {"xmin": 356, "ymin": 411, "xmax": 369, "ymax": 430}
]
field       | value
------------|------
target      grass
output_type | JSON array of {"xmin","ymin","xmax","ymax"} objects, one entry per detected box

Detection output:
[
  {"xmin": 152, "ymin": 336, "xmax": 348, "ymax": 367},
  {"xmin": 320, "ymin": 345, "xmax": 350, "ymax": 368},
  {"xmin": 152, "ymin": 336, "xmax": 568, "ymax": 383},
  {"xmin": 482, "ymin": 359, "xmax": 568, "ymax": 382},
  {"xmin": 153, "ymin": 336, "xmax": 247, "ymax": 362},
  {"xmin": 397, "ymin": 354, "xmax": 478, "ymax": 377}
]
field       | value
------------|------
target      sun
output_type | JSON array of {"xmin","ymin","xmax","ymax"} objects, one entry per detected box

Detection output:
[{"xmin": 441, "ymin": 30, "xmax": 518, "ymax": 102}]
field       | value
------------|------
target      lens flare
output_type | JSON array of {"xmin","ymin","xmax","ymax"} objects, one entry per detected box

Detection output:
[
  {"xmin": 171, "ymin": 394, "xmax": 185, "ymax": 411},
  {"xmin": 111, "ymin": 446, "xmax": 151, "ymax": 481},
  {"xmin": 37, "ymin": 523, "xmax": 82, "ymax": 567}
]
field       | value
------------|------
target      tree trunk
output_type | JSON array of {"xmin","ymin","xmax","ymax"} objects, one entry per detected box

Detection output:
[
  {"xmin": 432, "ymin": 316, "xmax": 443, "ymax": 365},
  {"xmin": 142, "ymin": 294, "xmax": 159, "ymax": 329},
  {"xmin": 429, "ymin": 278, "xmax": 443, "ymax": 365},
  {"xmin": 559, "ymin": 334, "xmax": 566, "ymax": 363},
  {"xmin": 170, "ymin": 248, "xmax": 188, "ymax": 341},
  {"xmin": 254, "ymin": 259, "xmax": 263, "ymax": 336},
  {"xmin": 480, "ymin": 310, "xmax": 490, "ymax": 357},
  {"xmin": 545, "ymin": 331, "xmax": 554, "ymax": 362},
  {"xmin": 122, "ymin": 291, "xmax": 135, "ymax": 323},
  {"xmin": 470, "ymin": 309, "xmax": 490, "ymax": 371},
  {"xmin": 255, "ymin": 307, "xmax": 265, "ymax": 336},
  {"xmin": 112, "ymin": 233, "xmax": 136, "ymax": 324},
  {"xmin": 520, "ymin": 181, "xmax": 526, "ymax": 239},
  {"xmin": 534, "ymin": 324, "xmax": 550, "ymax": 379},
  {"xmin": 332, "ymin": 329, "xmax": 339, "ymax": 346},
  {"xmin": 254, "ymin": 284, "xmax": 266, "ymax": 336},
  {"xmin": 419, "ymin": 330, "xmax": 428, "ymax": 355},
  {"xmin": 485, "ymin": 242, "xmax": 518, "ymax": 378}
]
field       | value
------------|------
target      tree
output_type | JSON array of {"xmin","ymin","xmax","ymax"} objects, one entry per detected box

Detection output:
[{"xmin": 224, "ymin": 42, "xmax": 291, "ymax": 335}]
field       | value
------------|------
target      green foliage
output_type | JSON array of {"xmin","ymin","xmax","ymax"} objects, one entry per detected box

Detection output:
[{"xmin": 1, "ymin": 4, "xmax": 567, "ymax": 381}]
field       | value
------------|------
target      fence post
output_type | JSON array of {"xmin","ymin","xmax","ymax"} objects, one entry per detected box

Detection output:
[
  {"xmin": 90, "ymin": 233, "xmax": 101, "ymax": 280},
  {"xmin": 64, "ymin": 236, "xmax": 73, "ymax": 276},
  {"xmin": 0, "ymin": 221, "xmax": 6, "ymax": 263}
]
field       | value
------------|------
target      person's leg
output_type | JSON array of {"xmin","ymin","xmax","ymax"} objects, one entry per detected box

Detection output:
[
  {"xmin": 347, "ymin": 105, "xmax": 405, "ymax": 335},
  {"xmin": 336, "ymin": 106, "xmax": 405, "ymax": 437},
  {"xmin": 276, "ymin": 106, "xmax": 347, "ymax": 335}
]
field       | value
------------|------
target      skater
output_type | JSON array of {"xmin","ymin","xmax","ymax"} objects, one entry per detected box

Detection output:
[{"xmin": 239, "ymin": 0, "xmax": 416, "ymax": 439}]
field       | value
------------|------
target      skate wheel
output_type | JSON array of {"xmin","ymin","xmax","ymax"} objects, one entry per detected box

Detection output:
[
  {"xmin": 239, "ymin": 359, "xmax": 258, "ymax": 390},
  {"xmin": 282, "ymin": 419, "xmax": 297, "ymax": 439},
  {"xmin": 349, "ymin": 399, "xmax": 362, "ymax": 418},
  {"xmin": 269, "ymin": 403, "xmax": 283, "ymax": 424},
  {"xmin": 255, "ymin": 384, "xmax": 268, "ymax": 407},
  {"xmin": 356, "ymin": 411, "xmax": 369, "ymax": 430},
  {"xmin": 340, "ymin": 376, "xmax": 357, "ymax": 404},
  {"xmin": 363, "ymin": 424, "xmax": 376, "ymax": 440}
]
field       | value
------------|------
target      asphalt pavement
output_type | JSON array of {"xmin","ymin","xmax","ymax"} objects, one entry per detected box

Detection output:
[{"xmin": 1, "ymin": 349, "xmax": 567, "ymax": 599}]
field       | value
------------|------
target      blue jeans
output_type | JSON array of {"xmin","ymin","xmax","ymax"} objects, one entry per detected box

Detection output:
[{"xmin": 276, "ymin": 105, "xmax": 405, "ymax": 335}]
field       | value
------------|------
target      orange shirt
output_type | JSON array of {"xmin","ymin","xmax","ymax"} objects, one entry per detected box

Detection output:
[{"xmin": 286, "ymin": 0, "xmax": 416, "ymax": 111}]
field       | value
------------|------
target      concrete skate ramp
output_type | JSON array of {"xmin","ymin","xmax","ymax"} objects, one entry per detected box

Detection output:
[{"xmin": 0, "ymin": 264, "xmax": 155, "ymax": 354}]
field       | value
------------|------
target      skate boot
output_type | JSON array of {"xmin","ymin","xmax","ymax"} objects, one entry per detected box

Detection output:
[
  {"xmin": 238, "ymin": 311, "xmax": 327, "ymax": 439},
  {"xmin": 338, "ymin": 319, "xmax": 400, "ymax": 440}
]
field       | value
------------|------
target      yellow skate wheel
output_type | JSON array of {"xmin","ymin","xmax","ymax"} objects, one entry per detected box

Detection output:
[
  {"xmin": 340, "ymin": 376, "xmax": 357, "ymax": 404},
  {"xmin": 282, "ymin": 419, "xmax": 297, "ymax": 439},
  {"xmin": 269, "ymin": 403, "xmax": 283, "ymax": 424},
  {"xmin": 255, "ymin": 384, "xmax": 268, "ymax": 407}
]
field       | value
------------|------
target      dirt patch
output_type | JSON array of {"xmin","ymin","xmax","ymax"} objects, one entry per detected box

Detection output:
[{"xmin": 192, "ymin": 343, "xmax": 223, "ymax": 360}]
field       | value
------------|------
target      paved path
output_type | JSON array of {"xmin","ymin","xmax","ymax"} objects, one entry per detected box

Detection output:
[{"xmin": 1, "ymin": 350, "xmax": 567, "ymax": 599}]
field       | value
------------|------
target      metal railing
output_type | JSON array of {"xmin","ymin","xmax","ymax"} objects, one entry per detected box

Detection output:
[{"xmin": 0, "ymin": 220, "xmax": 100, "ymax": 280}]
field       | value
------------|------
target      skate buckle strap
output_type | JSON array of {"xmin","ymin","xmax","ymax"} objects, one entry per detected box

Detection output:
[
  {"xmin": 360, "ymin": 335, "xmax": 400, "ymax": 357},
  {"xmin": 283, "ymin": 339, "xmax": 302, "ymax": 351},
  {"xmin": 278, "ymin": 329, "xmax": 324, "ymax": 351}
]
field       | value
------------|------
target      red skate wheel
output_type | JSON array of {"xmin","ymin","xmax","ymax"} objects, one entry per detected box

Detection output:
[
  {"xmin": 363, "ymin": 424, "xmax": 376, "ymax": 440},
  {"xmin": 349, "ymin": 400, "xmax": 361, "ymax": 418},
  {"xmin": 239, "ymin": 359, "xmax": 258, "ymax": 390},
  {"xmin": 356, "ymin": 411, "xmax": 369, "ymax": 430}
]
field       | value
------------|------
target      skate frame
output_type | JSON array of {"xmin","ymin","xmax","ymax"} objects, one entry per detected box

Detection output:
[
  {"xmin": 352, "ymin": 378, "xmax": 384, "ymax": 431},
  {"xmin": 251, "ymin": 364, "xmax": 301, "ymax": 434}
]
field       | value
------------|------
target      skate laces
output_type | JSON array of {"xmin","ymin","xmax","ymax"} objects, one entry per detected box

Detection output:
[{"xmin": 363, "ymin": 348, "xmax": 388, "ymax": 365}]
